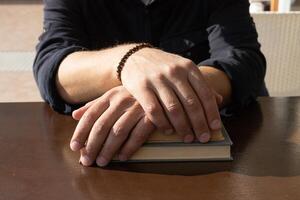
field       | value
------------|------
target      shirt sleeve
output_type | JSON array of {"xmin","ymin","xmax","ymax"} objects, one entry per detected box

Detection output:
[
  {"xmin": 33, "ymin": 0, "xmax": 89, "ymax": 114},
  {"xmin": 199, "ymin": 0, "xmax": 267, "ymax": 113}
]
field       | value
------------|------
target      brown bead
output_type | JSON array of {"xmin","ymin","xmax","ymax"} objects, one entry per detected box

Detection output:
[{"xmin": 116, "ymin": 43, "xmax": 153, "ymax": 82}]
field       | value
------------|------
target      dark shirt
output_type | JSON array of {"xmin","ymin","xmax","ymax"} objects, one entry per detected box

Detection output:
[{"xmin": 33, "ymin": 0, "xmax": 267, "ymax": 115}]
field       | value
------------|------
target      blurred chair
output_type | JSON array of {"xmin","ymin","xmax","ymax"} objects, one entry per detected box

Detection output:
[{"xmin": 253, "ymin": 12, "xmax": 300, "ymax": 96}]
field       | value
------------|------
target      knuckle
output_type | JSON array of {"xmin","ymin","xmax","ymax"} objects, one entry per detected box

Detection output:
[
  {"xmin": 166, "ymin": 102, "xmax": 181, "ymax": 114},
  {"xmin": 112, "ymin": 125, "xmax": 127, "ymax": 136},
  {"xmin": 184, "ymin": 97, "xmax": 198, "ymax": 108},
  {"xmin": 166, "ymin": 64, "xmax": 183, "ymax": 77},
  {"xmin": 93, "ymin": 122, "xmax": 108, "ymax": 134},
  {"xmin": 144, "ymin": 104, "xmax": 160, "ymax": 115},
  {"xmin": 181, "ymin": 59, "xmax": 195, "ymax": 68},
  {"xmin": 151, "ymin": 73, "xmax": 165, "ymax": 82}
]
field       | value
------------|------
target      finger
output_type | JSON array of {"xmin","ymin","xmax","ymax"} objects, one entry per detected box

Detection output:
[
  {"xmin": 132, "ymin": 87, "xmax": 173, "ymax": 133},
  {"xmin": 172, "ymin": 80, "xmax": 211, "ymax": 143},
  {"xmin": 96, "ymin": 107, "xmax": 144, "ymax": 167},
  {"xmin": 79, "ymin": 105, "xmax": 121, "ymax": 166},
  {"xmin": 188, "ymin": 70, "xmax": 222, "ymax": 131},
  {"xmin": 118, "ymin": 116, "xmax": 155, "ymax": 161},
  {"xmin": 72, "ymin": 99, "xmax": 98, "ymax": 120},
  {"xmin": 152, "ymin": 81, "xmax": 194, "ymax": 143},
  {"xmin": 212, "ymin": 90, "xmax": 223, "ymax": 107},
  {"xmin": 70, "ymin": 99, "xmax": 109, "ymax": 152}
]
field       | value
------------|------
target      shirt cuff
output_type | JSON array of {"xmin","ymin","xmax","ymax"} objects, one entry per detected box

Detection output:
[{"xmin": 36, "ymin": 46, "xmax": 87, "ymax": 115}]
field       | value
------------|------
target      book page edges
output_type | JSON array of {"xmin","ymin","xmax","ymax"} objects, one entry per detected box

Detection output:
[
  {"xmin": 147, "ymin": 129, "xmax": 225, "ymax": 143},
  {"xmin": 113, "ymin": 146, "xmax": 231, "ymax": 161}
]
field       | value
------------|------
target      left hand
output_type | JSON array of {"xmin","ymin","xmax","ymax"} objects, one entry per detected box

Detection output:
[{"xmin": 70, "ymin": 86, "xmax": 155, "ymax": 167}]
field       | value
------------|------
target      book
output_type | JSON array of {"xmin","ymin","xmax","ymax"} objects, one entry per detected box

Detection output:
[{"xmin": 115, "ymin": 125, "xmax": 232, "ymax": 162}]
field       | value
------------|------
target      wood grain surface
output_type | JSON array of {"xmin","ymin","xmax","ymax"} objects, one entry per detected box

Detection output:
[{"xmin": 1, "ymin": 97, "xmax": 300, "ymax": 200}]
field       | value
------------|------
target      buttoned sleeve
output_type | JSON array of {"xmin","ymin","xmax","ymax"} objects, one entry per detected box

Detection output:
[
  {"xmin": 33, "ymin": 0, "xmax": 89, "ymax": 114},
  {"xmin": 199, "ymin": 0, "xmax": 267, "ymax": 112}
]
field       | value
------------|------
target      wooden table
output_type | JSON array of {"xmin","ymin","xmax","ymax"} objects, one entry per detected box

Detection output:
[{"xmin": 1, "ymin": 97, "xmax": 300, "ymax": 200}]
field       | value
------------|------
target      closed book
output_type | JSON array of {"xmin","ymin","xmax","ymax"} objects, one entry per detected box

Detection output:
[{"xmin": 114, "ymin": 125, "xmax": 232, "ymax": 162}]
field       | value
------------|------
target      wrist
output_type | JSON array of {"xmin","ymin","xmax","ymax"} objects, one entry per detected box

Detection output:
[
  {"xmin": 199, "ymin": 66, "xmax": 232, "ymax": 107},
  {"xmin": 118, "ymin": 44, "xmax": 155, "ymax": 84},
  {"xmin": 103, "ymin": 43, "xmax": 139, "ymax": 85},
  {"xmin": 116, "ymin": 43, "xmax": 153, "ymax": 83}
]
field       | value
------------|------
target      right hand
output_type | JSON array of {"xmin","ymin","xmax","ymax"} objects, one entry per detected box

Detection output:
[
  {"xmin": 70, "ymin": 86, "xmax": 155, "ymax": 166},
  {"xmin": 120, "ymin": 47, "xmax": 223, "ymax": 143}
]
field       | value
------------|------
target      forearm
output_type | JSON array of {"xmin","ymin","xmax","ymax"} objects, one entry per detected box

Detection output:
[
  {"xmin": 56, "ymin": 44, "xmax": 232, "ymax": 108},
  {"xmin": 56, "ymin": 44, "xmax": 137, "ymax": 104},
  {"xmin": 199, "ymin": 66, "xmax": 232, "ymax": 108}
]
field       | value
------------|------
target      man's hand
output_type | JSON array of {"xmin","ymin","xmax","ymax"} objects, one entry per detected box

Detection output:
[
  {"xmin": 70, "ymin": 86, "xmax": 155, "ymax": 167},
  {"xmin": 121, "ymin": 47, "xmax": 222, "ymax": 143}
]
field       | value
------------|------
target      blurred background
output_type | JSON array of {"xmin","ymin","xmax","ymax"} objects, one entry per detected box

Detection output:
[{"xmin": 0, "ymin": 0, "xmax": 299, "ymax": 103}]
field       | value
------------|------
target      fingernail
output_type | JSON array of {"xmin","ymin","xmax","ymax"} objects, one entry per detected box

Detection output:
[
  {"xmin": 184, "ymin": 134, "xmax": 194, "ymax": 143},
  {"xmin": 96, "ymin": 156, "xmax": 108, "ymax": 167},
  {"xmin": 199, "ymin": 133, "xmax": 210, "ymax": 143},
  {"xmin": 165, "ymin": 129, "xmax": 174, "ymax": 135},
  {"xmin": 119, "ymin": 154, "xmax": 128, "ymax": 161},
  {"xmin": 80, "ymin": 155, "xmax": 92, "ymax": 166},
  {"xmin": 70, "ymin": 141, "xmax": 81, "ymax": 151},
  {"xmin": 210, "ymin": 119, "xmax": 221, "ymax": 130}
]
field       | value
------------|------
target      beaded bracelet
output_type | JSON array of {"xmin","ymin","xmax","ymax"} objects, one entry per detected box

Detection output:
[{"xmin": 117, "ymin": 43, "xmax": 153, "ymax": 82}]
